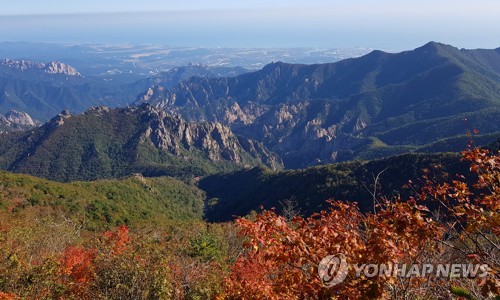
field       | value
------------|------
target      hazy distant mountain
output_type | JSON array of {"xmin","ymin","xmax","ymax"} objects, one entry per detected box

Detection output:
[
  {"xmin": 0, "ymin": 58, "xmax": 148, "ymax": 120},
  {"xmin": 0, "ymin": 104, "xmax": 281, "ymax": 182},
  {"xmin": 0, "ymin": 42, "xmax": 371, "ymax": 78},
  {"xmin": 128, "ymin": 64, "xmax": 251, "ymax": 104},
  {"xmin": 137, "ymin": 42, "xmax": 500, "ymax": 167},
  {"xmin": 1, "ymin": 59, "xmax": 81, "ymax": 76},
  {"xmin": 0, "ymin": 57, "xmax": 252, "ymax": 121},
  {"xmin": 130, "ymin": 64, "xmax": 249, "ymax": 90}
]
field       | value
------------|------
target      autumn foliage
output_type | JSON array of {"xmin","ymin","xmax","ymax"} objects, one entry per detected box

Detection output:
[
  {"xmin": 103, "ymin": 224, "xmax": 131, "ymax": 255},
  {"xmin": 0, "ymin": 145, "xmax": 498, "ymax": 299},
  {"xmin": 0, "ymin": 218, "xmax": 233, "ymax": 299},
  {"xmin": 60, "ymin": 246, "xmax": 97, "ymax": 296},
  {"xmin": 222, "ymin": 145, "xmax": 499, "ymax": 299},
  {"xmin": 0, "ymin": 292, "xmax": 18, "ymax": 300}
]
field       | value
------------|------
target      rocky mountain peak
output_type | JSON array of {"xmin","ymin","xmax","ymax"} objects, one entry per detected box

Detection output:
[
  {"xmin": 0, "ymin": 110, "xmax": 38, "ymax": 131},
  {"xmin": 44, "ymin": 61, "xmax": 81, "ymax": 76},
  {"xmin": 46, "ymin": 110, "xmax": 73, "ymax": 128},
  {"xmin": 0, "ymin": 58, "xmax": 81, "ymax": 76},
  {"xmin": 5, "ymin": 110, "xmax": 38, "ymax": 127},
  {"xmin": 135, "ymin": 104, "xmax": 282, "ymax": 169},
  {"xmin": 86, "ymin": 106, "xmax": 111, "ymax": 114},
  {"xmin": 1, "ymin": 58, "xmax": 44, "ymax": 70},
  {"xmin": 138, "ymin": 87, "xmax": 158, "ymax": 103}
]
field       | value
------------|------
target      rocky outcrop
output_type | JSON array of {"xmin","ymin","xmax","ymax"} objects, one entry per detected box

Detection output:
[
  {"xmin": 44, "ymin": 61, "xmax": 80, "ymax": 76},
  {"xmin": 5, "ymin": 110, "xmax": 38, "ymax": 127},
  {"xmin": 45, "ymin": 110, "xmax": 72, "ymax": 128},
  {"xmin": 1, "ymin": 59, "xmax": 81, "ymax": 76},
  {"xmin": 0, "ymin": 110, "xmax": 38, "ymax": 131},
  {"xmin": 140, "ymin": 105, "xmax": 282, "ymax": 170},
  {"xmin": 86, "ymin": 106, "xmax": 110, "ymax": 114},
  {"xmin": 1, "ymin": 59, "xmax": 45, "ymax": 71},
  {"xmin": 138, "ymin": 87, "xmax": 157, "ymax": 102}
]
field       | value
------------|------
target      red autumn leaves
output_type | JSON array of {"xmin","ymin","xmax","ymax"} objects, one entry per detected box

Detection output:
[{"xmin": 222, "ymin": 147, "xmax": 499, "ymax": 299}]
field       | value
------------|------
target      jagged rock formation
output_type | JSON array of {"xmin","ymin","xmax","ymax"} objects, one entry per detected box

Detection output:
[
  {"xmin": 46, "ymin": 110, "xmax": 72, "ymax": 128},
  {"xmin": 137, "ymin": 42, "xmax": 500, "ymax": 168},
  {"xmin": 138, "ymin": 105, "xmax": 281, "ymax": 169},
  {"xmin": 5, "ymin": 110, "xmax": 38, "ymax": 127},
  {"xmin": 0, "ymin": 104, "xmax": 282, "ymax": 181},
  {"xmin": 1, "ymin": 59, "xmax": 81, "ymax": 76},
  {"xmin": 0, "ymin": 110, "xmax": 38, "ymax": 131}
]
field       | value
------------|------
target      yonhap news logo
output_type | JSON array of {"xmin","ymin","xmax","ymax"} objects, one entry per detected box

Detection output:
[
  {"xmin": 317, "ymin": 254, "xmax": 348, "ymax": 287},
  {"xmin": 318, "ymin": 254, "xmax": 492, "ymax": 288}
]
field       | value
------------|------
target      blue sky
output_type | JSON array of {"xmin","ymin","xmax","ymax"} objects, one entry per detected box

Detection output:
[{"xmin": 1, "ymin": 0, "xmax": 499, "ymax": 50}]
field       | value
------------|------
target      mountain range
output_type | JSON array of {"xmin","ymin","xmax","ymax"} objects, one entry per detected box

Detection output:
[
  {"xmin": 0, "ymin": 59, "xmax": 252, "ymax": 121},
  {"xmin": 3, "ymin": 138, "xmax": 491, "ymax": 222},
  {"xmin": 137, "ymin": 42, "xmax": 500, "ymax": 167},
  {"xmin": 130, "ymin": 63, "xmax": 249, "ymax": 90},
  {"xmin": 1, "ymin": 58, "xmax": 81, "ymax": 76},
  {"xmin": 0, "ymin": 104, "xmax": 280, "ymax": 182},
  {"xmin": 0, "ymin": 58, "xmax": 139, "ymax": 120},
  {"xmin": 0, "ymin": 42, "xmax": 371, "ymax": 78},
  {"xmin": 0, "ymin": 41, "xmax": 498, "ymax": 224},
  {"xmin": 0, "ymin": 41, "xmax": 498, "ymax": 182}
]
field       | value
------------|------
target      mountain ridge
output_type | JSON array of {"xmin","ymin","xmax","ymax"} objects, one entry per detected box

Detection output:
[
  {"xmin": 0, "ymin": 169, "xmax": 206, "ymax": 229},
  {"xmin": 0, "ymin": 104, "xmax": 281, "ymax": 182},
  {"xmin": 0, "ymin": 59, "xmax": 253, "ymax": 121},
  {"xmin": 137, "ymin": 42, "xmax": 500, "ymax": 167},
  {"xmin": 1, "ymin": 58, "xmax": 81, "ymax": 76}
]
